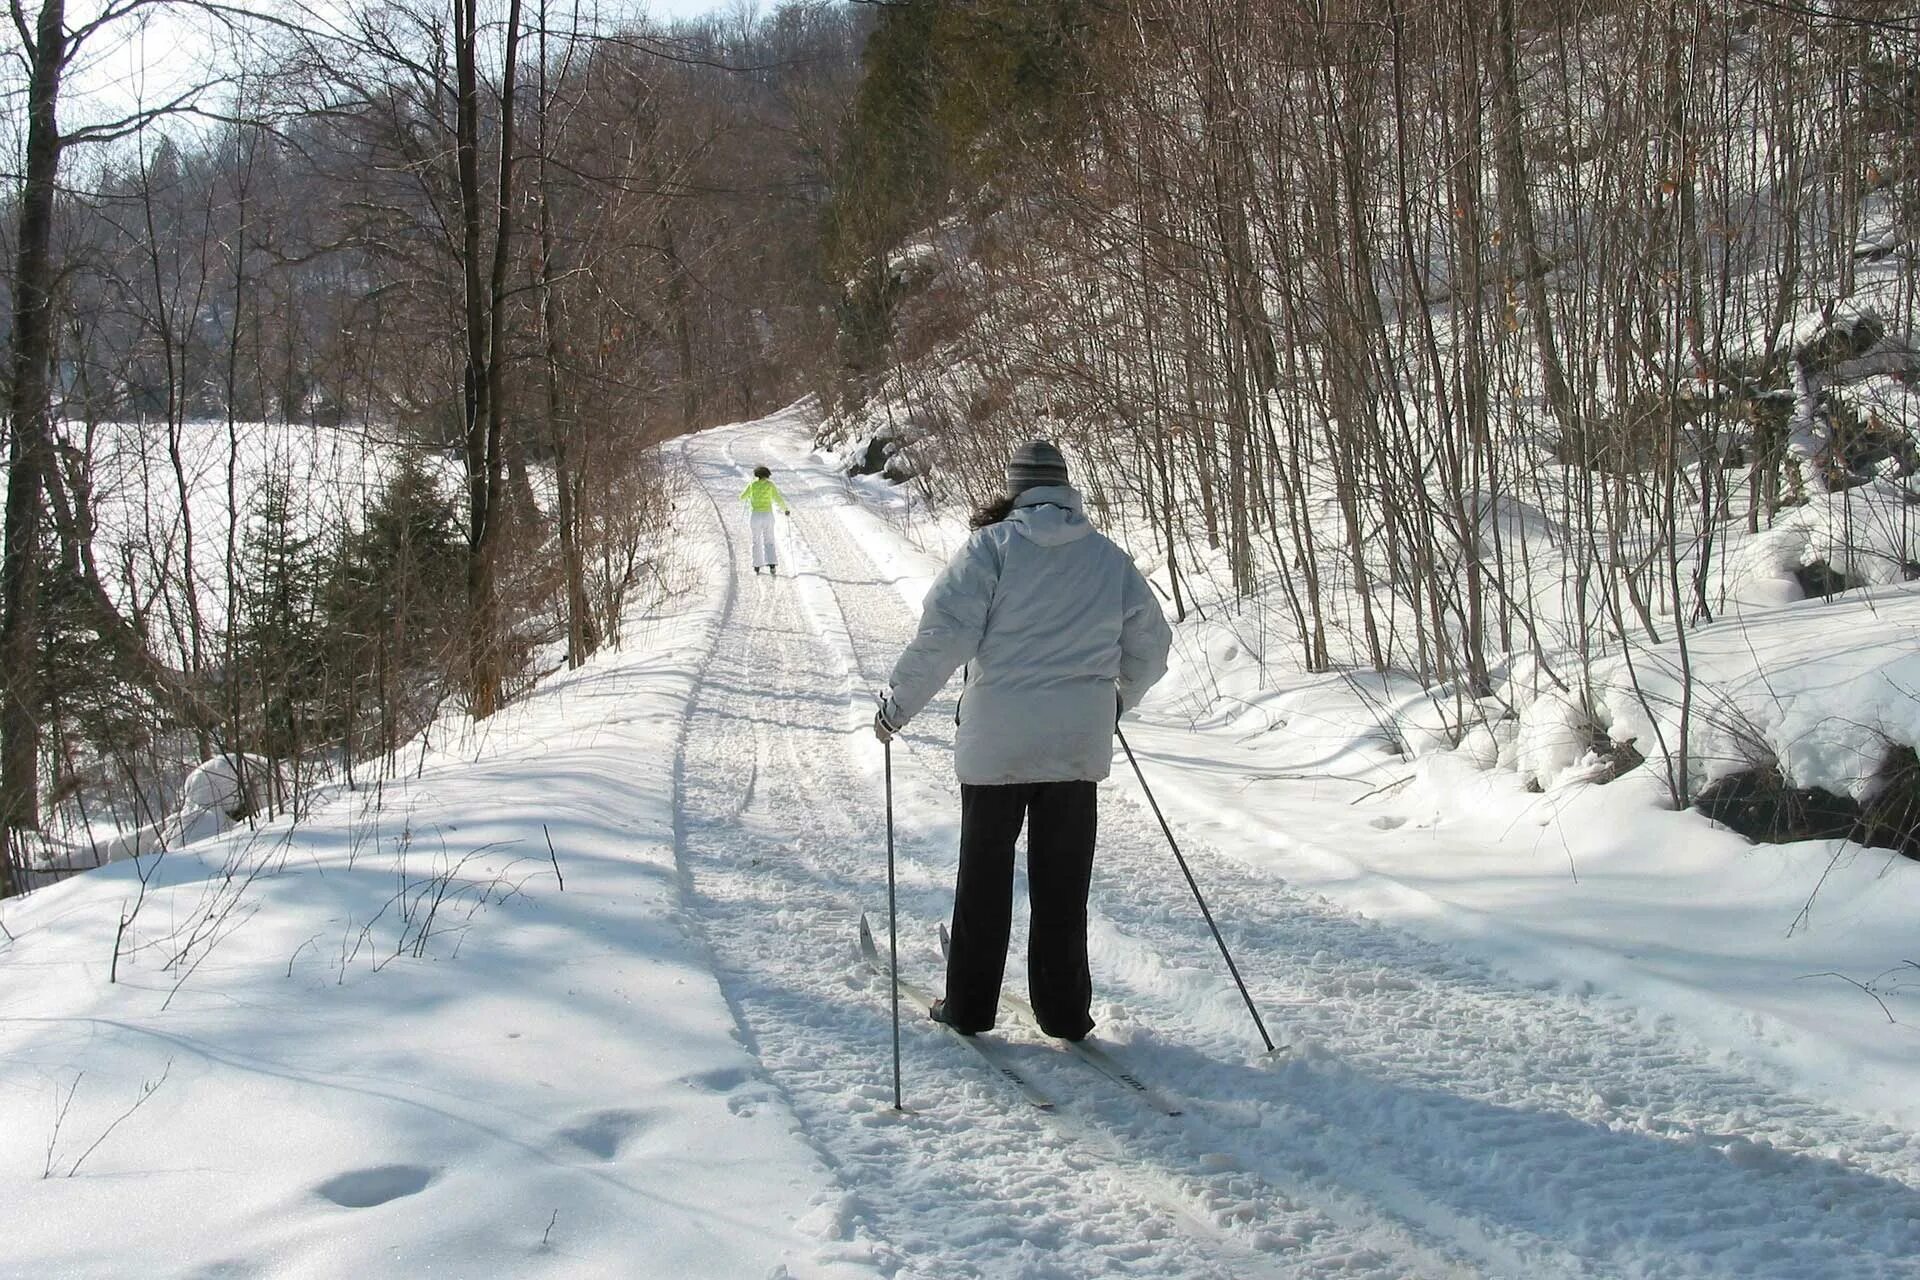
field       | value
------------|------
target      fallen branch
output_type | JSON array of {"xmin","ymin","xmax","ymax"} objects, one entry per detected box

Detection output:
[
  {"xmin": 1348, "ymin": 774, "xmax": 1416, "ymax": 806},
  {"xmin": 543, "ymin": 824, "xmax": 564, "ymax": 891},
  {"xmin": 1796, "ymin": 970, "xmax": 1896, "ymax": 1024},
  {"xmin": 65, "ymin": 1058, "xmax": 174, "ymax": 1178}
]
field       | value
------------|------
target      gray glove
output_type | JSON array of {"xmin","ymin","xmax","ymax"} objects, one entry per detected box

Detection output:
[{"xmin": 873, "ymin": 697, "xmax": 902, "ymax": 744}]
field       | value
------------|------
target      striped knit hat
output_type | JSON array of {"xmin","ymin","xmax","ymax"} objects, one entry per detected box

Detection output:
[{"xmin": 1006, "ymin": 439, "xmax": 1069, "ymax": 497}]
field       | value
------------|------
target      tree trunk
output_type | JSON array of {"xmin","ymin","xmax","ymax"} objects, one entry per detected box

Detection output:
[
  {"xmin": 535, "ymin": 7, "xmax": 594, "ymax": 668},
  {"xmin": 1492, "ymin": 0, "xmax": 1575, "ymax": 425},
  {"xmin": 1, "ymin": 0, "xmax": 69, "ymax": 893},
  {"xmin": 456, "ymin": 0, "xmax": 524, "ymax": 720}
]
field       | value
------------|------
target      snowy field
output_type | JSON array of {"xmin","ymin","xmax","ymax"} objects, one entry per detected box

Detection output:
[
  {"xmin": 2, "ymin": 402, "xmax": 1918, "ymax": 1278},
  {"xmin": 80, "ymin": 418, "xmax": 464, "ymax": 639}
]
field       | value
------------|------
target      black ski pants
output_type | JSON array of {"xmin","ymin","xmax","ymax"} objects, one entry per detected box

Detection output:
[{"xmin": 942, "ymin": 780, "xmax": 1098, "ymax": 1039}]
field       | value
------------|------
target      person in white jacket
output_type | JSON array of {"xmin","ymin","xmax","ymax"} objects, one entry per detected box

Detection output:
[{"xmin": 873, "ymin": 440, "xmax": 1172, "ymax": 1040}]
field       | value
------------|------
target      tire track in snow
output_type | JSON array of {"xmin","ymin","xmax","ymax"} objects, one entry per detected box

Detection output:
[
  {"xmin": 675, "ymin": 423, "xmax": 1462, "ymax": 1278},
  {"xmin": 697, "ymin": 416, "xmax": 1920, "ymax": 1280}
]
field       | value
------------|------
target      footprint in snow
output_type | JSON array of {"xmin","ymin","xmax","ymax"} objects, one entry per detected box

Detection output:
[
  {"xmin": 684, "ymin": 1065, "xmax": 749, "ymax": 1093},
  {"xmin": 185, "ymin": 1261, "xmax": 263, "ymax": 1279},
  {"xmin": 727, "ymin": 1088, "xmax": 777, "ymax": 1118},
  {"xmin": 556, "ymin": 1109, "xmax": 654, "ymax": 1160},
  {"xmin": 679, "ymin": 1065, "xmax": 775, "ymax": 1115},
  {"xmin": 314, "ymin": 1164, "xmax": 436, "ymax": 1209}
]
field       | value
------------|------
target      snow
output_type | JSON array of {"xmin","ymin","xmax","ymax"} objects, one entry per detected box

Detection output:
[
  {"xmin": 77, "ymin": 418, "xmax": 463, "ymax": 639},
  {"xmin": 0, "ymin": 453, "xmax": 872, "ymax": 1278},
  {"xmin": 4, "ymin": 402, "xmax": 1919, "ymax": 1278},
  {"xmin": 1578, "ymin": 586, "xmax": 1920, "ymax": 800},
  {"xmin": 1722, "ymin": 482, "xmax": 1920, "ymax": 609},
  {"xmin": 98, "ymin": 752, "xmax": 283, "ymax": 863}
]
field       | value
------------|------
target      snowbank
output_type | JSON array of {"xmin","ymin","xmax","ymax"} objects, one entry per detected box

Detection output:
[
  {"xmin": 1507, "ymin": 584, "xmax": 1920, "ymax": 803},
  {"xmin": 820, "ymin": 413, "xmax": 1920, "ymax": 1131},
  {"xmin": 88, "ymin": 753, "xmax": 282, "ymax": 863},
  {"xmin": 0, "ymin": 488, "xmax": 875, "ymax": 1278},
  {"xmin": 1720, "ymin": 481, "xmax": 1920, "ymax": 611}
]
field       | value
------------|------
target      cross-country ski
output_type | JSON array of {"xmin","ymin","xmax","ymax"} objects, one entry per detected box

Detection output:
[
  {"xmin": 940, "ymin": 921, "xmax": 1187, "ymax": 1117},
  {"xmin": 859, "ymin": 913, "xmax": 1055, "ymax": 1113}
]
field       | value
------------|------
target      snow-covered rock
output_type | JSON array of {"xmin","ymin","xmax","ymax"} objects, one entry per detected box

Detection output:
[{"xmin": 94, "ymin": 753, "xmax": 279, "ymax": 862}]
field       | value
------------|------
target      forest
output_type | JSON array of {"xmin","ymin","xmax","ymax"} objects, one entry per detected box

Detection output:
[
  {"xmin": 822, "ymin": 0, "xmax": 1920, "ymax": 846},
  {"xmin": 1, "ymin": 0, "xmax": 868, "ymax": 890},
  {"xmin": 3, "ymin": 0, "xmax": 1917, "ymax": 892}
]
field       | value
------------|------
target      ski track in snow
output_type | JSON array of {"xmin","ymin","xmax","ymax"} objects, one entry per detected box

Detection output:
[{"xmin": 673, "ymin": 417, "xmax": 1920, "ymax": 1280}]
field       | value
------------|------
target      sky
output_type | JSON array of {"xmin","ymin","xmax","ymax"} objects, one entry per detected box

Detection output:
[
  {"xmin": 644, "ymin": 0, "xmax": 740, "ymax": 16},
  {"xmin": 24, "ymin": 0, "xmax": 754, "ymax": 131}
]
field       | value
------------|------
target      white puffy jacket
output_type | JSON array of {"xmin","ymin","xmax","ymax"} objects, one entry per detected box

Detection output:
[{"xmin": 882, "ymin": 485, "xmax": 1172, "ymax": 785}]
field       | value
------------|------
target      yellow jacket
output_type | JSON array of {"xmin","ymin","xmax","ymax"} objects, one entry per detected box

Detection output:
[{"xmin": 740, "ymin": 478, "xmax": 790, "ymax": 514}]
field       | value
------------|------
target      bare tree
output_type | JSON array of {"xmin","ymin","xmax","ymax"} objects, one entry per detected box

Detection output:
[{"xmin": 3, "ymin": 0, "xmax": 220, "ymax": 893}]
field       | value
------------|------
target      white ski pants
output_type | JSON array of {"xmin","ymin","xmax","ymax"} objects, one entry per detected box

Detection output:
[{"xmin": 750, "ymin": 510, "xmax": 780, "ymax": 569}]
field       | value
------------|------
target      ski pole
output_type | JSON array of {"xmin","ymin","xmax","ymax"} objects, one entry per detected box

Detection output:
[
  {"xmin": 884, "ymin": 738, "xmax": 903, "ymax": 1109},
  {"xmin": 1116, "ymin": 726, "xmax": 1277, "ymax": 1054}
]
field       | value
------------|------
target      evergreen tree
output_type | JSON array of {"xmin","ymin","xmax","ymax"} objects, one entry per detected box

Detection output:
[
  {"xmin": 824, "ymin": 0, "xmax": 1096, "ymax": 393},
  {"xmin": 320, "ymin": 454, "xmax": 464, "ymax": 760},
  {"xmin": 234, "ymin": 473, "xmax": 326, "ymax": 755}
]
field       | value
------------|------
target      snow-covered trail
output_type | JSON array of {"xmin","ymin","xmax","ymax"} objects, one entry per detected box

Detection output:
[{"xmin": 676, "ymin": 413, "xmax": 1920, "ymax": 1280}]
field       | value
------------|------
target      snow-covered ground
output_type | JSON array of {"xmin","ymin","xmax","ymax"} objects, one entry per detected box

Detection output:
[{"xmin": 3, "ymin": 402, "xmax": 1918, "ymax": 1278}]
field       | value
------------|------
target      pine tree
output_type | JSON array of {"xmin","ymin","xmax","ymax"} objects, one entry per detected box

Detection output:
[
  {"xmin": 321, "ymin": 454, "xmax": 463, "ymax": 762},
  {"xmin": 234, "ymin": 473, "xmax": 325, "ymax": 756}
]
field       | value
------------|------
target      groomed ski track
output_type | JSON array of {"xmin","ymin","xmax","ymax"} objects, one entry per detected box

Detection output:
[{"xmin": 672, "ymin": 408, "xmax": 1920, "ymax": 1279}]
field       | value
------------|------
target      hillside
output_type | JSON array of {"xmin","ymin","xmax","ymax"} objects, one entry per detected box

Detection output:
[{"xmin": 822, "ymin": 0, "xmax": 1920, "ymax": 861}]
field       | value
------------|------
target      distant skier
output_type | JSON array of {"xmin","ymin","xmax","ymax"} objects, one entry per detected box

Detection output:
[
  {"xmin": 740, "ymin": 465, "xmax": 792, "ymax": 575},
  {"xmin": 872, "ymin": 440, "xmax": 1171, "ymax": 1041}
]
